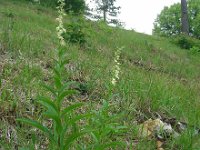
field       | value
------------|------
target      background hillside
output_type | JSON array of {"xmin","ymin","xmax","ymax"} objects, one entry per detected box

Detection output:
[{"xmin": 0, "ymin": 0, "xmax": 200, "ymax": 149}]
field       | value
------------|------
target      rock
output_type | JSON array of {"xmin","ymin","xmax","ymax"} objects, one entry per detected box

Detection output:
[
  {"xmin": 138, "ymin": 118, "xmax": 177, "ymax": 139},
  {"xmin": 156, "ymin": 140, "xmax": 164, "ymax": 150}
]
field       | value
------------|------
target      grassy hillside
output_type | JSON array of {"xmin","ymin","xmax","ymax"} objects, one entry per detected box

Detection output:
[{"xmin": 0, "ymin": 0, "xmax": 200, "ymax": 149}]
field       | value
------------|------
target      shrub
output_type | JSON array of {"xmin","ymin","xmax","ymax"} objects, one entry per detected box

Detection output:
[
  {"xmin": 173, "ymin": 34, "xmax": 200, "ymax": 50},
  {"xmin": 63, "ymin": 16, "xmax": 87, "ymax": 45},
  {"xmin": 64, "ymin": 0, "xmax": 85, "ymax": 14},
  {"xmin": 33, "ymin": 0, "xmax": 85, "ymax": 14}
]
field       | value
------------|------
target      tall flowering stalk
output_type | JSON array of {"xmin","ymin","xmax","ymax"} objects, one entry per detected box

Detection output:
[
  {"xmin": 17, "ymin": 1, "xmax": 89, "ymax": 149},
  {"xmin": 111, "ymin": 47, "xmax": 123, "ymax": 86},
  {"xmin": 56, "ymin": 0, "xmax": 66, "ymax": 46},
  {"xmin": 88, "ymin": 47, "xmax": 126, "ymax": 149}
]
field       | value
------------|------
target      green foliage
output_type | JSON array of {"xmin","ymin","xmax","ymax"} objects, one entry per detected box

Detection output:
[
  {"xmin": 2, "ymin": 0, "xmax": 200, "ymax": 149},
  {"xmin": 189, "ymin": 46, "xmax": 200, "ymax": 54},
  {"xmin": 64, "ymin": 0, "xmax": 85, "ymax": 14},
  {"xmin": 88, "ymin": 100, "xmax": 126, "ymax": 149},
  {"xmin": 17, "ymin": 48, "xmax": 88, "ymax": 150},
  {"xmin": 153, "ymin": 4, "xmax": 181, "ymax": 37},
  {"xmin": 89, "ymin": 0, "xmax": 121, "ymax": 24},
  {"xmin": 1, "ymin": 11, "xmax": 15, "ymax": 52},
  {"xmin": 14, "ymin": 0, "xmax": 85, "ymax": 14},
  {"xmin": 63, "ymin": 16, "xmax": 87, "ymax": 45},
  {"xmin": 173, "ymin": 34, "xmax": 200, "ymax": 50},
  {"xmin": 16, "ymin": 48, "xmax": 126, "ymax": 149},
  {"xmin": 153, "ymin": 0, "xmax": 200, "ymax": 39},
  {"xmin": 39, "ymin": 0, "xmax": 85, "ymax": 14}
]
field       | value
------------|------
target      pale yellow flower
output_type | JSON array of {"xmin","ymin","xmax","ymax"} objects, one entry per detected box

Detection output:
[
  {"xmin": 56, "ymin": 0, "xmax": 66, "ymax": 46},
  {"xmin": 111, "ymin": 47, "xmax": 124, "ymax": 86}
]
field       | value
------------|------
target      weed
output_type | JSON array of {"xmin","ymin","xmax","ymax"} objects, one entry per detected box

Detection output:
[
  {"xmin": 1, "ymin": 11, "xmax": 15, "ymax": 52},
  {"xmin": 1, "ymin": 0, "xmax": 200, "ymax": 149},
  {"xmin": 189, "ymin": 46, "xmax": 200, "ymax": 55},
  {"xmin": 87, "ymin": 100, "xmax": 126, "ymax": 149},
  {"xmin": 17, "ymin": 0, "xmax": 89, "ymax": 149}
]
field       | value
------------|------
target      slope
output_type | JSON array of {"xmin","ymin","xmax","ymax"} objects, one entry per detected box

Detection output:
[{"xmin": 0, "ymin": 0, "xmax": 200, "ymax": 149}]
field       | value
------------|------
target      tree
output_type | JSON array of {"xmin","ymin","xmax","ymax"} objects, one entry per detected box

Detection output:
[
  {"xmin": 92, "ymin": 0, "xmax": 121, "ymax": 24},
  {"xmin": 64, "ymin": 0, "xmax": 85, "ymax": 14},
  {"xmin": 181, "ymin": 0, "xmax": 189, "ymax": 34},
  {"xmin": 153, "ymin": 0, "xmax": 200, "ymax": 39},
  {"xmin": 37, "ymin": 0, "xmax": 85, "ymax": 14}
]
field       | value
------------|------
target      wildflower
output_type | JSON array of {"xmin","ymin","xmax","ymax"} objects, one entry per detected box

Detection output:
[
  {"xmin": 56, "ymin": 0, "xmax": 66, "ymax": 46},
  {"xmin": 111, "ymin": 47, "xmax": 123, "ymax": 86}
]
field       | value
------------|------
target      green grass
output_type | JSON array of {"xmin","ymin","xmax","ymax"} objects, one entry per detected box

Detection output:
[{"xmin": 0, "ymin": 0, "xmax": 200, "ymax": 149}]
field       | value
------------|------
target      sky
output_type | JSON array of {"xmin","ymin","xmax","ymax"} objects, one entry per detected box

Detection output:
[{"xmin": 86, "ymin": 0, "xmax": 180, "ymax": 35}]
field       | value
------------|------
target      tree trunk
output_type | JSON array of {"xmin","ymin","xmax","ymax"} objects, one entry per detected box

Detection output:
[
  {"xmin": 181, "ymin": 0, "xmax": 189, "ymax": 35},
  {"xmin": 103, "ymin": 10, "xmax": 107, "ymax": 22},
  {"xmin": 102, "ymin": 0, "xmax": 107, "ymax": 23}
]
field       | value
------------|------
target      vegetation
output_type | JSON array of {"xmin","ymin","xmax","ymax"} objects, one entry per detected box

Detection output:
[
  {"xmin": 173, "ymin": 34, "xmax": 200, "ymax": 50},
  {"xmin": 153, "ymin": 0, "xmax": 200, "ymax": 39},
  {"xmin": 16, "ymin": 0, "xmax": 86, "ymax": 14},
  {"xmin": 0, "ymin": 0, "xmax": 200, "ymax": 149},
  {"xmin": 89, "ymin": 0, "xmax": 121, "ymax": 25}
]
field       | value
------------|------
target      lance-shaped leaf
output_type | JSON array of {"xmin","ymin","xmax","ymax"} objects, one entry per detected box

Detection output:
[
  {"xmin": 61, "ymin": 103, "xmax": 83, "ymax": 117},
  {"xmin": 68, "ymin": 114, "xmax": 92, "ymax": 126},
  {"xmin": 63, "ymin": 131, "xmax": 87, "ymax": 149},
  {"xmin": 37, "ymin": 96, "xmax": 59, "ymax": 113},
  {"xmin": 58, "ymin": 90, "xmax": 78, "ymax": 104},
  {"xmin": 58, "ymin": 81, "xmax": 79, "ymax": 94},
  {"xmin": 60, "ymin": 59, "xmax": 69, "ymax": 68},
  {"xmin": 54, "ymin": 76, "xmax": 62, "ymax": 89},
  {"xmin": 43, "ymin": 111, "xmax": 63, "ymax": 135},
  {"xmin": 40, "ymin": 83, "xmax": 57, "ymax": 97},
  {"xmin": 16, "ymin": 118, "xmax": 55, "ymax": 143},
  {"xmin": 53, "ymin": 66, "xmax": 61, "ymax": 78}
]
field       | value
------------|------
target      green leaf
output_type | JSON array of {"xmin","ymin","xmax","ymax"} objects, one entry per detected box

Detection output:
[
  {"xmin": 53, "ymin": 67, "xmax": 61, "ymax": 79},
  {"xmin": 90, "ymin": 132, "xmax": 99, "ymax": 143},
  {"xmin": 37, "ymin": 97, "xmax": 62, "ymax": 134},
  {"xmin": 59, "ymin": 81, "xmax": 78, "ymax": 94},
  {"xmin": 61, "ymin": 103, "xmax": 83, "ymax": 117},
  {"xmin": 37, "ymin": 96, "xmax": 59, "ymax": 113},
  {"xmin": 102, "ymin": 141, "xmax": 125, "ymax": 149},
  {"xmin": 40, "ymin": 83, "xmax": 57, "ymax": 97},
  {"xmin": 95, "ymin": 141, "xmax": 125, "ymax": 150},
  {"xmin": 64, "ymin": 132, "xmax": 87, "ymax": 149},
  {"xmin": 58, "ymin": 90, "xmax": 78, "ymax": 104},
  {"xmin": 58, "ymin": 49, "xmax": 65, "ymax": 59},
  {"xmin": 68, "ymin": 114, "xmax": 92, "ymax": 125},
  {"xmin": 16, "ymin": 118, "xmax": 55, "ymax": 143},
  {"xmin": 60, "ymin": 59, "xmax": 69, "ymax": 68},
  {"xmin": 43, "ymin": 111, "xmax": 62, "ymax": 135},
  {"xmin": 54, "ymin": 76, "xmax": 62, "ymax": 89}
]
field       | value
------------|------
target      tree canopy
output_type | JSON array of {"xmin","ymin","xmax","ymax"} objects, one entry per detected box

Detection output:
[
  {"xmin": 64, "ymin": 0, "xmax": 85, "ymax": 14},
  {"xmin": 89, "ymin": 0, "xmax": 121, "ymax": 25},
  {"xmin": 153, "ymin": 0, "xmax": 200, "ymax": 39},
  {"xmin": 36, "ymin": 0, "xmax": 85, "ymax": 14}
]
